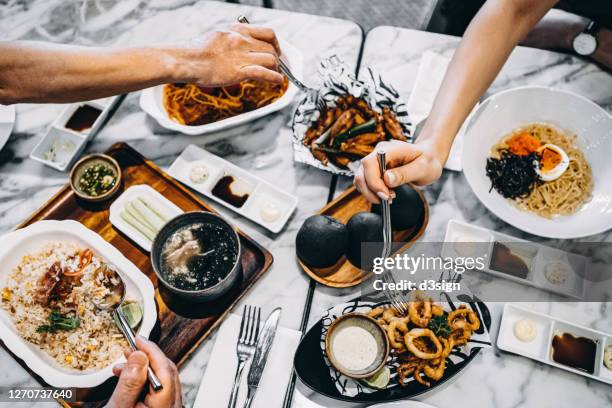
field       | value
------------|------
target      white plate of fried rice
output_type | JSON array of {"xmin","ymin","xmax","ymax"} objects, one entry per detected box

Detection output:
[{"xmin": 0, "ymin": 220, "xmax": 156, "ymax": 388}]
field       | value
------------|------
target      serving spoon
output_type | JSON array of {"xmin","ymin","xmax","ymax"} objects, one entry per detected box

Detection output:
[{"xmin": 91, "ymin": 267, "xmax": 163, "ymax": 391}]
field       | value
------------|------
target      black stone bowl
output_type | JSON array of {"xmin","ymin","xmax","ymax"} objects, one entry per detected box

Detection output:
[{"xmin": 151, "ymin": 211, "xmax": 242, "ymax": 302}]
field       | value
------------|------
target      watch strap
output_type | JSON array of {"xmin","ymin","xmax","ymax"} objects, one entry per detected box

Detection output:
[{"xmin": 584, "ymin": 20, "xmax": 601, "ymax": 36}]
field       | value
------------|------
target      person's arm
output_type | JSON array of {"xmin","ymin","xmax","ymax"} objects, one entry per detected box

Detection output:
[
  {"xmin": 0, "ymin": 24, "xmax": 282, "ymax": 105},
  {"xmin": 355, "ymin": 0, "xmax": 558, "ymax": 203},
  {"xmin": 522, "ymin": 9, "xmax": 612, "ymax": 69}
]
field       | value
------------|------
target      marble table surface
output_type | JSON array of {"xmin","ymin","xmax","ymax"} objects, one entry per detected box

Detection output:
[
  {"xmin": 295, "ymin": 26, "xmax": 611, "ymax": 408},
  {"xmin": 0, "ymin": 1, "xmax": 363, "ymax": 407},
  {"xmin": 1, "ymin": 1, "xmax": 611, "ymax": 407}
]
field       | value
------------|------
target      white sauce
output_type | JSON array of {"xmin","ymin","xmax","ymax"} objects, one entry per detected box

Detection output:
[
  {"xmin": 514, "ymin": 319, "xmax": 537, "ymax": 342},
  {"xmin": 189, "ymin": 165, "xmax": 209, "ymax": 184},
  {"xmin": 332, "ymin": 325, "xmax": 378, "ymax": 371},
  {"xmin": 544, "ymin": 261, "xmax": 570, "ymax": 285},
  {"xmin": 260, "ymin": 201, "xmax": 281, "ymax": 223},
  {"xmin": 453, "ymin": 235, "xmax": 481, "ymax": 257}
]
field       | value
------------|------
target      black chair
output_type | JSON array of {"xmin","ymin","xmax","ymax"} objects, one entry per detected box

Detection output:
[{"xmin": 225, "ymin": 0, "xmax": 275, "ymax": 8}]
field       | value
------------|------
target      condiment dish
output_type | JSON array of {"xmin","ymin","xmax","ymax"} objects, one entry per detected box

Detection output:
[
  {"xmin": 325, "ymin": 313, "xmax": 389, "ymax": 379},
  {"xmin": 69, "ymin": 153, "xmax": 122, "ymax": 202}
]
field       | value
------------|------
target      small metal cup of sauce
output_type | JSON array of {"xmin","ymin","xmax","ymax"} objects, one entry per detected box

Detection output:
[{"xmin": 325, "ymin": 313, "xmax": 389, "ymax": 379}]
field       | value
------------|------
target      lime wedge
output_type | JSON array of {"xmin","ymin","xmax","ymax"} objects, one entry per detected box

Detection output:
[
  {"xmin": 362, "ymin": 366, "xmax": 390, "ymax": 390},
  {"xmin": 121, "ymin": 301, "xmax": 143, "ymax": 329}
]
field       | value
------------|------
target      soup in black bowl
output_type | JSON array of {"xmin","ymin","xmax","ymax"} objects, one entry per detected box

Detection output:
[{"xmin": 151, "ymin": 212, "xmax": 241, "ymax": 302}]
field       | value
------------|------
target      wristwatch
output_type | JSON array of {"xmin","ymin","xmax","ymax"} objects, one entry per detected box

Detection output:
[{"xmin": 572, "ymin": 20, "xmax": 600, "ymax": 56}]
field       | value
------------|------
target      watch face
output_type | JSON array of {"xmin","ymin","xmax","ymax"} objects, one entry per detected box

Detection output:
[{"xmin": 573, "ymin": 33, "xmax": 597, "ymax": 56}]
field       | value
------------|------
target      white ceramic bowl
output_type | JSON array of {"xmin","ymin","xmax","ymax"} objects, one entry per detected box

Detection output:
[
  {"xmin": 0, "ymin": 220, "xmax": 157, "ymax": 388},
  {"xmin": 0, "ymin": 104, "xmax": 15, "ymax": 151},
  {"xmin": 139, "ymin": 38, "xmax": 303, "ymax": 135},
  {"xmin": 462, "ymin": 86, "xmax": 612, "ymax": 239}
]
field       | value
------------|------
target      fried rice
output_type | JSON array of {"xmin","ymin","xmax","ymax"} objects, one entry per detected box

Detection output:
[{"xmin": 1, "ymin": 242, "xmax": 129, "ymax": 371}]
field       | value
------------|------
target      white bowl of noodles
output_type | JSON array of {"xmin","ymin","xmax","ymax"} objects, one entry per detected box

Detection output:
[
  {"xmin": 139, "ymin": 38, "xmax": 302, "ymax": 135},
  {"xmin": 463, "ymin": 86, "xmax": 612, "ymax": 239}
]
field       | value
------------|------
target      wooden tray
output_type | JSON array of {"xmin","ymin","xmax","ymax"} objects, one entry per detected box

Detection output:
[
  {"xmin": 1, "ymin": 142, "xmax": 273, "ymax": 406},
  {"xmin": 298, "ymin": 186, "xmax": 428, "ymax": 288}
]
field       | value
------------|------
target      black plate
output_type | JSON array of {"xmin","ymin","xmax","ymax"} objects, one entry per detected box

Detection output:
[{"xmin": 293, "ymin": 295, "xmax": 492, "ymax": 403}]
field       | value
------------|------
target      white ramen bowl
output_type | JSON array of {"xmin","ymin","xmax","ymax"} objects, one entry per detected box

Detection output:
[
  {"xmin": 462, "ymin": 86, "xmax": 612, "ymax": 239},
  {"xmin": 0, "ymin": 220, "xmax": 157, "ymax": 388},
  {"xmin": 139, "ymin": 38, "xmax": 303, "ymax": 135}
]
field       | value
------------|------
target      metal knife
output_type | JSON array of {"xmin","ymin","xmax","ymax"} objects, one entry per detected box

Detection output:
[{"xmin": 242, "ymin": 307, "xmax": 282, "ymax": 408}]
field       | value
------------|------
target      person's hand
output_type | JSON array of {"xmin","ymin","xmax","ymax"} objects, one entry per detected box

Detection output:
[
  {"xmin": 107, "ymin": 336, "xmax": 182, "ymax": 408},
  {"xmin": 178, "ymin": 23, "xmax": 283, "ymax": 87},
  {"xmin": 353, "ymin": 139, "xmax": 444, "ymax": 203}
]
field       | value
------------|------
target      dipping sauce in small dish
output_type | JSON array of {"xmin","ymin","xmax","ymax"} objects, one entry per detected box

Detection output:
[
  {"xmin": 332, "ymin": 325, "xmax": 378, "ymax": 371},
  {"xmin": 69, "ymin": 154, "xmax": 121, "ymax": 202},
  {"xmin": 189, "ymin": 164, "xmax": 209, "ymax": 184},
  {"xmin": 551, "ymin": 332, "xmax": 597, "ymax": 374},
  {"xmin": 78, "ymin": 163, "xmax": 117, "ymax": 197},
  {"xmin": 325, "ymin": 313, "xmax": 389, "ymax": 379},
  {"xmin": 212, "ymin": 175, "xmax": 253, "ymax": 208},
  {"xmin": 64, "ymin": 104, "xmax": 102, "ymax": 132},
  {"xmin": 604, "ymin": 345, "xmax": 612, "ymax": 371},
  {"xmin": 260, "ymin": 201, "xmax": 281, "ymax": 223},
  {"xmin": 513, "ymin": 319, "xmax": 537, "ymax": 342},
  {"xmin": 160, "ymin": 222, "xmax": 238, "ymax": 291},
  {"xmin": 489, "ymin": 242, "xmax": 530, "ymax": 279}
]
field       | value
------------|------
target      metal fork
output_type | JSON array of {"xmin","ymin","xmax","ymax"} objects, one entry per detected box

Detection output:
[
  {"xmin": 377, "ymin": 151, "xmax": 409, "ymax": 315},
  {"xmin": 228, "ymin": 305, "xmax": 261, "ymax": 408},
  {"xmin": 237, "ymin": 16, "xmax": 327, "ymax": 112}
]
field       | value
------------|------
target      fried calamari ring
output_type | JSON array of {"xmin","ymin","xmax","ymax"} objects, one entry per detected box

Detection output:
[
  {"xmin": 450, "ymin": 327, "xmax": 472, "ymax": 346},
  {"xmin": 408, "ymin": 299, "xmax": 432, "ymax": 327},
  {"xmin": 387, "ymin": 318, "xmax": 409, "ymax": 349},
  {"xmin": 404, "ymin": 328, "xmax": 443, "ymax": 360},
  {"xmin": 432, "ymin": 304, "xmax": 444, "ymax": 317},
  {"xmin": 423, "ymin": 357, "xmax": 446, "ymax": 381},
  {"xmin": 448, "ymin": 305, "xmax": 480, "ymax": 331},
  {"xmin": 397, "ymin": 360, "xmax": 419, "ymax": 386},
  {"xmin": 383, "ymin": 307, "xmax": 399, "ymax": 323},
  {"xmin": 367, "ymin": 307, "xmax": 385, "ymax": 319},
  {"xmin": 413, "ymin": 363, "xmax": 430, "ymax": 387}
]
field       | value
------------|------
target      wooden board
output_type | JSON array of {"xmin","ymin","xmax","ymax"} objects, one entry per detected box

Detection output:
[
  {"xmin": 1, "ymin": 142, "xmax": 273, "ymax": 406},
  {"xmin": 298, "ymin": 186, "xmax": 428, "ymax": 288}
]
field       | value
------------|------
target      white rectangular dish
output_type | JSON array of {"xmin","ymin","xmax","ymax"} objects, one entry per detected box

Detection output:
[
  {"xmin": 139, "ymin": 38, "xmax": 302, "ymax": 136},
  {"xmin": 0, "ymin": 220, "xmax": 156, "ymax": 388},
  {"xmin": 442, "ymin": 219, "xmax": 588, "ymax": 299},
  {"xmin": 30, "ymin": 96, "xmax": 121, "ymax": 171},
  {"xmin": 168, "ymin": 144, "xmax": 298, "ymax": 233},
  {"xmin": 109, "ymin": 184, "xmax": 183, "ymax": 251},
  {"xmin": 498, "ymin": 304, "xmax": 612, "ymax": 385}
]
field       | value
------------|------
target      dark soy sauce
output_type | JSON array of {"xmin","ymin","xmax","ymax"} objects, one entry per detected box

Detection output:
[
  {"xmin": 212, "ymin": 175, "xmax": 250, "ymax": 208},
  {"xmin": 489, "ymin": 242, "xmax": 529, "ymax": 279},
  {"xmin": 551, "ymin": 332, "xmax": 597, "ymax": 374},
  {"xmin": 160, "ymin": 222, "xmax": 237, "ymax": 291},
  {"xmin": 65, "ymin": 105, "xmax": 102, "ymax": 132}
]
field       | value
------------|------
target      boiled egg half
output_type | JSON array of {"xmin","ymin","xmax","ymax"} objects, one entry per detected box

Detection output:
[{"xmin": 535, "ymin": 144, "xmax": 569, "ymax": 181}]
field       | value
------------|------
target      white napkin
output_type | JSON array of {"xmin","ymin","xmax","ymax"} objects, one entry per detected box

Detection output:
[
  {"xmin": 193, "ymin": 313, "xmax": 302, "ymax": 408},
  {"xmin": 407, "ymin": 51, "xmax": 471, "ymax": 172}
]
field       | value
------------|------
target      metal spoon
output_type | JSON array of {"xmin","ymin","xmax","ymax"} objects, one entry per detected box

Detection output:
[{"xmin": 91, "ymin": 266, "xmax": 163, "ymax": 391}]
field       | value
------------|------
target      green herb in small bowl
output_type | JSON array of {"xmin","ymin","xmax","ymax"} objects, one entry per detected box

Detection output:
[{"xmin": 70, "ymin": 154, "xmax": 121, "ymax": 202}]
